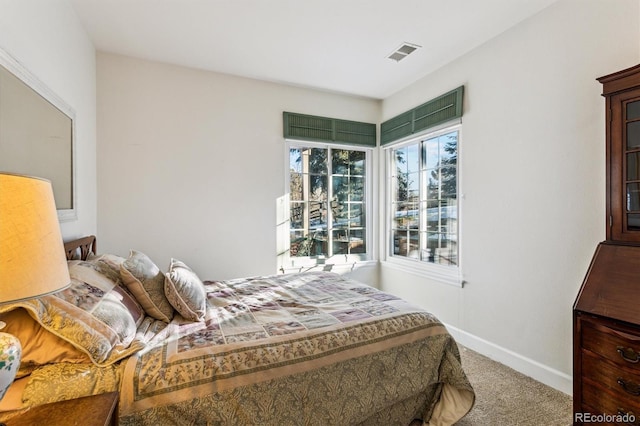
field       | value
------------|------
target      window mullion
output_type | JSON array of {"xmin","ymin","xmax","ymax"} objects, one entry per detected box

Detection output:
[
  {"xmin": 327, "ymin": 147, "xmax": 334, "ymax": 257},
  {"xmin": 438, "ymin": 165, "xmax": 443, "ymax": 259},
  {"xmin": 419, "ymin": 140, "xmax": 427, "ymax": 261},
  {"xmin": 302, "ymin": 149, "xmax": 310, "ymax": 245}
]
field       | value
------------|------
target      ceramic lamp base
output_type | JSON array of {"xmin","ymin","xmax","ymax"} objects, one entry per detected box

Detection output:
[{"xmin": 0, "ymin": 325, "xmax": 21, "ymax": 401}]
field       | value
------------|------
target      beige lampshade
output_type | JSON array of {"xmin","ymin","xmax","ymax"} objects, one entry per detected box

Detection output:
[{"xmin": 0, "ymin": 173, "xmax": 70, "ymax": 304}]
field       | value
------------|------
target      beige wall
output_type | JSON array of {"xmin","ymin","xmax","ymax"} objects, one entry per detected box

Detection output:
[
  {"xmin": 0, "ymin": 0, "xmax": 97, "ymax": 239},
  {"xmin": 96, "ymin": 53, "xmax": 380, "ymax": 282},
  {"xmin": 380, "ymin": 0, "xmax": 640, "ymax": 393}
]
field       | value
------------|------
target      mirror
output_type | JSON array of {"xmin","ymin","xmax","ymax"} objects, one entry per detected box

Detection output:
[{"xmin": 0, "ymin": 48, "xmax": 76, "ymax": 221}]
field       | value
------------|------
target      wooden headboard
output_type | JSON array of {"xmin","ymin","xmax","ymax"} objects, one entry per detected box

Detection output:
[{"xmin": 63, "ymin": 235, "xmax": 97, "ymax": 261}]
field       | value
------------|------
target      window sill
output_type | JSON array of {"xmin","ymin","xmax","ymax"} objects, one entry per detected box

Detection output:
[
  {"xmin": 381, "ymin": 257, "xmax": 464, "ymax": 287},
  {"xmin": 280, "ymin": 259, "xmax": 377, "ymax": 275}
]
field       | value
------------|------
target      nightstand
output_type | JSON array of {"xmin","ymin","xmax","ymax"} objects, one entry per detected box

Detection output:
[{"xmin": 5, "ymin": 392, "xmax": 118, "ymax": 426}]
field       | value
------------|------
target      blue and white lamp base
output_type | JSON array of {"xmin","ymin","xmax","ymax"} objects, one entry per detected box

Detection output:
[{"xmin": 0, "ymin": 322, "xmax": 21, "ymax": 401}]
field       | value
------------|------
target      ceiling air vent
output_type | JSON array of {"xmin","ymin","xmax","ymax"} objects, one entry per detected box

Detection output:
[{"xmin": 387, "ymin": 42, "xmax": 420, "ymax": 62}]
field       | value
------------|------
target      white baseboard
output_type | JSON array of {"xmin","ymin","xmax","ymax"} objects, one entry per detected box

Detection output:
[{"xmin": 444, "ymin": 323, "xmax": 573, "ymax": 396}]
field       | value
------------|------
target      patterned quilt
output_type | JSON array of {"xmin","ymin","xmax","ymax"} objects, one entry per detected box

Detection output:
[{"xmin": 117, "ymin": 271, "xmax": 474, "ymax": 425}]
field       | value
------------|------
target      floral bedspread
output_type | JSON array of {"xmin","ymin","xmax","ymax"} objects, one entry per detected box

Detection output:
[{"xmin": 118, "ymin": 271, "xmax": 474, "ymax": 425}]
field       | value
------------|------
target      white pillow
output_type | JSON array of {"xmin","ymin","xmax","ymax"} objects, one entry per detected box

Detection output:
[{"xmin": 164, "ymin": 259, "xmax": 207, "ymax": 322}]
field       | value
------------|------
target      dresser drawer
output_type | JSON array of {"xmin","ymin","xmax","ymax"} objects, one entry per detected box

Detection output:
[
  {"xmin": 582, "ymin": 320, "xmax": 640, "ymax": 370},
  {"xmin": 583, "ymin": 350, "xmax": 640, "ymax": 401},
  {"xmin": 582, "ymin": 379, "xmax": 640, "ymax": 423}
]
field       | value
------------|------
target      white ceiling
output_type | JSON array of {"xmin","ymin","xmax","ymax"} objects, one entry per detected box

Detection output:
[{"xmin": 70, "ymin": 0, "xmax": 560, "ymax": 99}]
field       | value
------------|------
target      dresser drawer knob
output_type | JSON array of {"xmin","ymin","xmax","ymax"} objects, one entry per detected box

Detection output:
[
  {"xmin": 618, "ymin": 378, "xmax": 640, "ymax": 396},
  {"xmin": 618, "ymin": 346, "xmax": 640, "ymax": 363}
]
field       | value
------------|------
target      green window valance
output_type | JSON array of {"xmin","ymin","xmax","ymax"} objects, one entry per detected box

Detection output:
[
  {"xmin": 380, "ymin": 86, "xmax": 464, "ymax": 145},
  {"xmin": 283, "ymin": 112, "xmax": 376, "ymax": 147}
]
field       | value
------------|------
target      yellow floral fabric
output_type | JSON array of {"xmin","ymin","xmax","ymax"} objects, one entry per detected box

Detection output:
[{"xmin": 21, "ymin": 362, "xmax": 122, "ymax": 406}]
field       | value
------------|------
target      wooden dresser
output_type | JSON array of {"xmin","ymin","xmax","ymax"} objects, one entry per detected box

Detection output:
[
  {"xmin": 573, "ymin": 64, "xmax": 640, "ymax": 424},
  {"xmin": 574, "ymin": 243, "xmax": 640, "ymax": 423}
]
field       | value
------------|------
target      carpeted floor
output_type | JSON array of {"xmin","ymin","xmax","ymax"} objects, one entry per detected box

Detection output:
[{"xmin": 412, "ymin": 345, "xmax": 573, "ymax": 425}]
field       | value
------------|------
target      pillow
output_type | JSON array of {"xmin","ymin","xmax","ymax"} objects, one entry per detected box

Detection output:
[
  {"xmin": 0, "ymin": 308, "xmax": 91, "ymax": 377},
  {"xmin": 53, "ymin": 259, "xmax": 145, "ymax": 349},
  {"xmin": 164, "ymin": 259, "xmax": 207, "ymax": 321},
  {"xmin": 87, "ymin": 253, "xmax": 126, "ymax": 273},
  {"xmin": 120, "ymin": 250, "xmax": 174, "ymax": 323},
  {"xmin": 0, "ymin": 261, "xmax": 147, "ymax": 366},
  {"xmin": 68, "ymin": 259, "xmax": 145, "ymax": 328}
]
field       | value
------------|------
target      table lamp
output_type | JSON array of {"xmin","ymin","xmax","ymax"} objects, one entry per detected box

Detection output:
[{"xmin": 0, "ymin": 173, "xmax": 71, "ymax": 400}]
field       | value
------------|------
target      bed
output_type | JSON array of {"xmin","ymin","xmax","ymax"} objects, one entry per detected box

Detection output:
[{"xmin": 0, "ymin": 236, "xmax": 474, "ymax": 425}]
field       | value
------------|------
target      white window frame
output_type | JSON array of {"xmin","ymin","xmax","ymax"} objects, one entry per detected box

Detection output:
[
  {"xmin": 282, "ymin": 139, "xmax": 375, "ymax": 270},
  {"xmin": 382, "ymin": 123, "xmax": 463, "ymax": 287}
]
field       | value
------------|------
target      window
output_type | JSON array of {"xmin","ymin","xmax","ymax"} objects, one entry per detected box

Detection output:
[
  {"xmin": 281, "ymin": 112, "xmax": 375, "ymax": 269},
  {"xmin": 387, "ymin": 127, "xmax": 459, "ymax": 267},
  {"xmin": 287, "ymin": 142, "xmax": 370, "ymax": 264},
  {"xmin": 380, "ymin": 86, "xmax": 463, "ymax": 285}
]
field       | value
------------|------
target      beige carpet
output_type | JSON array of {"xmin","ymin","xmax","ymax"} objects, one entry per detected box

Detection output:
[{"xmin": 412, "ymin": 345, "xmax": 573, "ymax": 425}]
